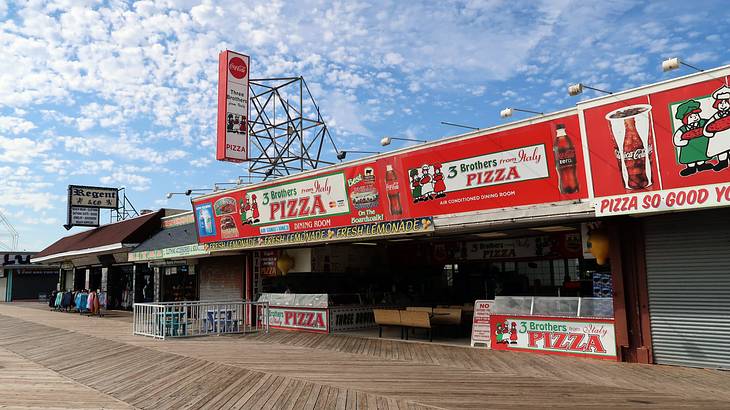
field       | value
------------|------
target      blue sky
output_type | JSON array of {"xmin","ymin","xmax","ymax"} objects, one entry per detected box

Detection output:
[{"xmin": 1, "ymin": 0, "xmax": 729, "ymax": 251}]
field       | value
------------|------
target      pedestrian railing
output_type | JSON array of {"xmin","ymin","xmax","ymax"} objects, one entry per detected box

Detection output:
[{"xmin": 133, "ymin": 300, "xmax": 269, "ymax": 339}]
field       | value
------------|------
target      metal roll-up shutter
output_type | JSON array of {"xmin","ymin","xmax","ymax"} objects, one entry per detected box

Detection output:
[{"xmin": 644, "ymin": 210, "xmax": 730, "ymax": 369}]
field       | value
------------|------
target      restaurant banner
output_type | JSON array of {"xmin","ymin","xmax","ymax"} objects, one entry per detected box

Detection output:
[
  {"xmin": 394, "ymin": 115, "xmax": 588, "ymax": 219},
  {"xmin": 204, "ymin": 217, "xmax": 434, "ymax": 251},
  {"xmin": 490, "ymin": 314, "xmax": 617, "ymax": 360},
  {"xmin": 128, "ymin": 244, "xmax": 208, "ymax": 262},
  {"xmin": 262, "ymin": 307, "xmax": 329, "ymax": 333},
  {"xmin": 580, "ymin": 71, "xmax": 730, "ymax": 216},
  {"xmin": 194, "ymin": 162, "xmax": 393, "ymax": 244},
  {"xmin": 464, "ymin": 233, "xmax": 581, "ymax": 260},
  {"xmin": 194, "ymin": 114, "xmax": 587, "ymax": 246}
]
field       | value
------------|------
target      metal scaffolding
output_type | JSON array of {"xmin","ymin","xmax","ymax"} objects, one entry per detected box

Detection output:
[
  {"xmin": 0, "ymin": 210, "xmax": 18, "ymax": 251},
  {"xmin": 245, "ymin": 76, "xmax": 339, "ymax": 180}
]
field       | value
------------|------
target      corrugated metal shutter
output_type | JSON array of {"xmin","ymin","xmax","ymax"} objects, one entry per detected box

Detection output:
[{"xmin": 644, "ymin": 210, "xmax": 730, "ymax": 370}]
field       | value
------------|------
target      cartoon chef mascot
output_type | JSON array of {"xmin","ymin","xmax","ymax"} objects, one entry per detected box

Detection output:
[
  {"xmin": 704, "ymin": 85, "xmax": 730, "ymax": 171},
  {"xmin": 673, "ymin": 100, "xmax": 711, "ymax": 176}
]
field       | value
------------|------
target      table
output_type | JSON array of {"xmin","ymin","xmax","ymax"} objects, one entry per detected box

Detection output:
[
  {"xmin": 156, "ymin": 311, "xmax": 187, "ymax": 336},
  {"xmin": 205, "ymin": 309, "xmax": 238, "ymax": 332}
]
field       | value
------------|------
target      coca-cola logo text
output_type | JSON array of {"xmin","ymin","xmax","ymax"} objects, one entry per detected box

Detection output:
[
  {"xmin": 615, "ymin": 145, "xmax": 653, "ymax": 161},
  {"xmin": 228, "ymin": 57, "xmax": 248, "ymax": 79}
]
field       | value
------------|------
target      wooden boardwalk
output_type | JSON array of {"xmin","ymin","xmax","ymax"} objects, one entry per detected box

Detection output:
[{"xmin": 0, "ymin": 302, "xmax": 728, "ymax": 409}]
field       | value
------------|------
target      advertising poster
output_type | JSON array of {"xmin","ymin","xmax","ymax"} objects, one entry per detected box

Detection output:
[
  {"xmin": 195, "ymin": 203, "xmax": 216, "ymax": 238},
  {"xmin": 263, "ymin": 307, "xmax": 329, "ymax": 333},
  {"xmin": 395, "ymin": 115, "xmax": 588, "ymax": 219},
  {"xmin": 193, "ymin": 162, "xmax": 398, "ymax": 245},
  {"xmin": 582, "ymin": 73, "xmax": 730, "ymax": 216},
  {"xmin": 216, "ymin": 50, "xmax": 250, "ymax": 162},
  {"xmin": 465, "ymin": 234, "xmax": 581, "ymax": 261},
  {"xmin": 490, "ymin": 314, "xmax": 617, "ymax": 360},
  {"xmin": 470, "ymin": 300, "xmax": 494, "ymax": 347}
]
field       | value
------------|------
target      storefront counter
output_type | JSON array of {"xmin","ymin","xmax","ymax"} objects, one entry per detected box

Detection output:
[
  {"xmin": 258, "ymin": 293, "xmax": 378, "ymax": 333},
  {"xmin": 490, "ymin": 296, "xmax": 617, "ymax": 361}
]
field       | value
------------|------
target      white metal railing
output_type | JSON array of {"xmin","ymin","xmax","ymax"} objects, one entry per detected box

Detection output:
[{"xmin": 133, "ymin": 300, "xmax": 270, "ymax": 339}]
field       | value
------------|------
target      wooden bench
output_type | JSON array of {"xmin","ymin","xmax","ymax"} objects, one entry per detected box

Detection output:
[
  {"xmin": 373, "ymin": 309, "xmax": 402, "ymax": 338},
  {"xmin": 431, "ymin": 308, "xmax": 461, "ymax": 326},
  {"xmin": 399, "ymin": 310, "xmax": 432, "ymax": 341},
  {"xmin": 373, "ymin": 309, "xmax": 433, "ymax": 341}
]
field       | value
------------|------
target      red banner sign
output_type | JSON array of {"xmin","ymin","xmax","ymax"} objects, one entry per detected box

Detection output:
[
  {"xmin": 194, "ymin": 114, "xmax": 587, "ymax": 245},
  {"xmin": 581, "ymin": 71, "xmax": 730, "ymax": 215}
]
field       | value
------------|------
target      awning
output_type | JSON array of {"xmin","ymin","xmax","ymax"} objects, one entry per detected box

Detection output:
[
  {"xmin": 129, "ymin": 223, "xmax": 208, "ymax": 262},
  {"xmin": 32, "ymin": 211, "xmax": 165, "ymax": 264}
]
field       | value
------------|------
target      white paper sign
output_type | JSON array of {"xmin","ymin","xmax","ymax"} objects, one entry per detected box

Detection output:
[
  {"xmin": 70, "ymin": 206, "xmax": 100, "ymax": 227},
  {"xmin": 470, "ymin": 299, "xmax": 494, "ymax": 348}
]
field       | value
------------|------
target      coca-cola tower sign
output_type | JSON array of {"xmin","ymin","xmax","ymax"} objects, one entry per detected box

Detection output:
[{"xmin": 216, "ymin": 50, "xmax": 250, "ymax": 162}]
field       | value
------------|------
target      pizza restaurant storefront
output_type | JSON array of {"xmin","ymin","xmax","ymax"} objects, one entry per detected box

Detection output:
[
  {"xmin": 190, "ymin": 64, "xmax": 730, "ymax": 368},
  {"xmin": 193, "ymin": 99, "xmax": 627, "ymax": 361}
]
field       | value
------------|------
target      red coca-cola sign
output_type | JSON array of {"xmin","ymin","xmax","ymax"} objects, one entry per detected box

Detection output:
[{"xmin": 228, "ymin": 57, "xmax": 248, "ymax": 79}]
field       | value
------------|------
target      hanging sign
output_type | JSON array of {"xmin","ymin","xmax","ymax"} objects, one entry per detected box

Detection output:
[
  {"xmin": 69, "ymin": 206, "xmax": 100, "ymax": 227},
  {"xmin": 216, "ymin": 50, "xmax": 250, "ymax": 162},
  {"xmin": 490, "ymin": 314, "xmax": 617, "ymax": 360},
  {"xmin": 470, "ymin": 300, "xmax": 494, "ymax": 348}
]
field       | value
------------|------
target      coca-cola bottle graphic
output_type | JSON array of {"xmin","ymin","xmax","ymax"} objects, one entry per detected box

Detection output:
[
  {"xmin": 385, "ymin": 164, "xmax": 403, "ymax": 215},
  {"xmin": 606, "ymin": 105, "xmax": 654, "ymax": 190},
  {"xmin": 553, "ymin": 124, "xmax": 579, "ymax": 194}
]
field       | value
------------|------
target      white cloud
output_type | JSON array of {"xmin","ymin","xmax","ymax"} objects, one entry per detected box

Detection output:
[
  {"xmin": 0, "ymin": 166, "xmax": 62, "ymax": 212},
  {"xmin": 0, "ymin": 136, "xmax": 53, "ymax": 164},
  {"xmin": 0, "ymin": 116, "xmax": 36, "ymax": 134},
  {"xmin": 100, "ymin": 171, "xmax": 151, "ymax": 191}
]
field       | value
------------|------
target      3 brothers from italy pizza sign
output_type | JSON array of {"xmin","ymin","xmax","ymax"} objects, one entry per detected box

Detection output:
[{"xmin": 490, "ymin": 314, "xmax": 617, "ymax": 360}]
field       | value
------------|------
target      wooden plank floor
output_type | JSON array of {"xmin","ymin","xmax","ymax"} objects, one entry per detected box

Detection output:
[
  {"xmin": 0, "ymin": 345, "xmax": 132, "ymax": 409},
  {"xmin": 0, "ymin": 302, "xmax": 728, "ymax": 409}
]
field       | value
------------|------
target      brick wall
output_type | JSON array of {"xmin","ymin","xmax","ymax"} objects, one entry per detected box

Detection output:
[{"xmin": 199, "ymin": 255, "xmax": 244, "ymax": 301}]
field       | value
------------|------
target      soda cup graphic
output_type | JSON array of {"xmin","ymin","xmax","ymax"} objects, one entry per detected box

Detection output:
[{"xmin": 605, "ymin": 104, "xmax": 654, "ymax": 190}]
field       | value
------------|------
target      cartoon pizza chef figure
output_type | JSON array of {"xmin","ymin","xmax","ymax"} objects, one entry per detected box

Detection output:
[
  {"xmin": 433, "ymin": 163, "xmax": 446, "ymax": 198},
  {"xmin": 251, "ymin": 194, "xmax": 260, "ymax": 223},
  {"xmin": 409, "ymin": 169, "xmax": 422, "ymax": 203},
  {"xmin": 673, "ymin": 100, "xmax": 712, "ymax": 176},
  {"xmin": 241, "ymin": 195, "xmax": 250, "ymax": 224},
  {"xmin": 495, "ymin": 323, "xmax": 505, "ymax": 344},
  {"xmin": 703, "ymin": 85, "xmax": 730, "ymax": 171},
  {"xmin": 419, "ymin": 164, "xmax": 434, "ymax": 201},
  {"xmin": 509, "ymin": 322, "xmax": 518, "ymax": 344}
]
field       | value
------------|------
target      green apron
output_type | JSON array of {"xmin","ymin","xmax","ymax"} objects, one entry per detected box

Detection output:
[{"xmin": 678, "ymin": 120, "xmax": 710, "ymax": 164}]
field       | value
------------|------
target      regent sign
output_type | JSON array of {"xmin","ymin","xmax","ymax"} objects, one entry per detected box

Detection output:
[
  {"xmin": 68, "ymin": 185, "xmax": 118, "ymax": 209},
  {"xmin": 65, "ymin": 185, "xmax": 118, "ymax": 230}
]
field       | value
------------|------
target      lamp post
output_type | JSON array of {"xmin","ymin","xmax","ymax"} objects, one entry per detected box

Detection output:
[
  {"xmin": 567, "ymin": 83, "xmax": 612, "ymax": 97},
  {"xmin": 662, "ymin": 57, "xmax": 704, "ymax": 73},
  {"xmin": 499, "ymin": 108, "xmax": 544, "ymax": 118},
  {"xmin": 380, "ymin": 136, "xmax": 427, "ymax": 147}
]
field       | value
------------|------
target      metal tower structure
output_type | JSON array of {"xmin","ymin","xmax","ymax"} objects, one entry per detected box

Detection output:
[
  {"xmin": 110, "ymin": 188, "xmax": 139, "ymax": 223},
  {"xmin": 245, "ymin": 76, "xmax": 339, "ymax": 179},
  {"xmin": 0, "ymin": 210, "xmax": 18, "ymax": 251}
]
